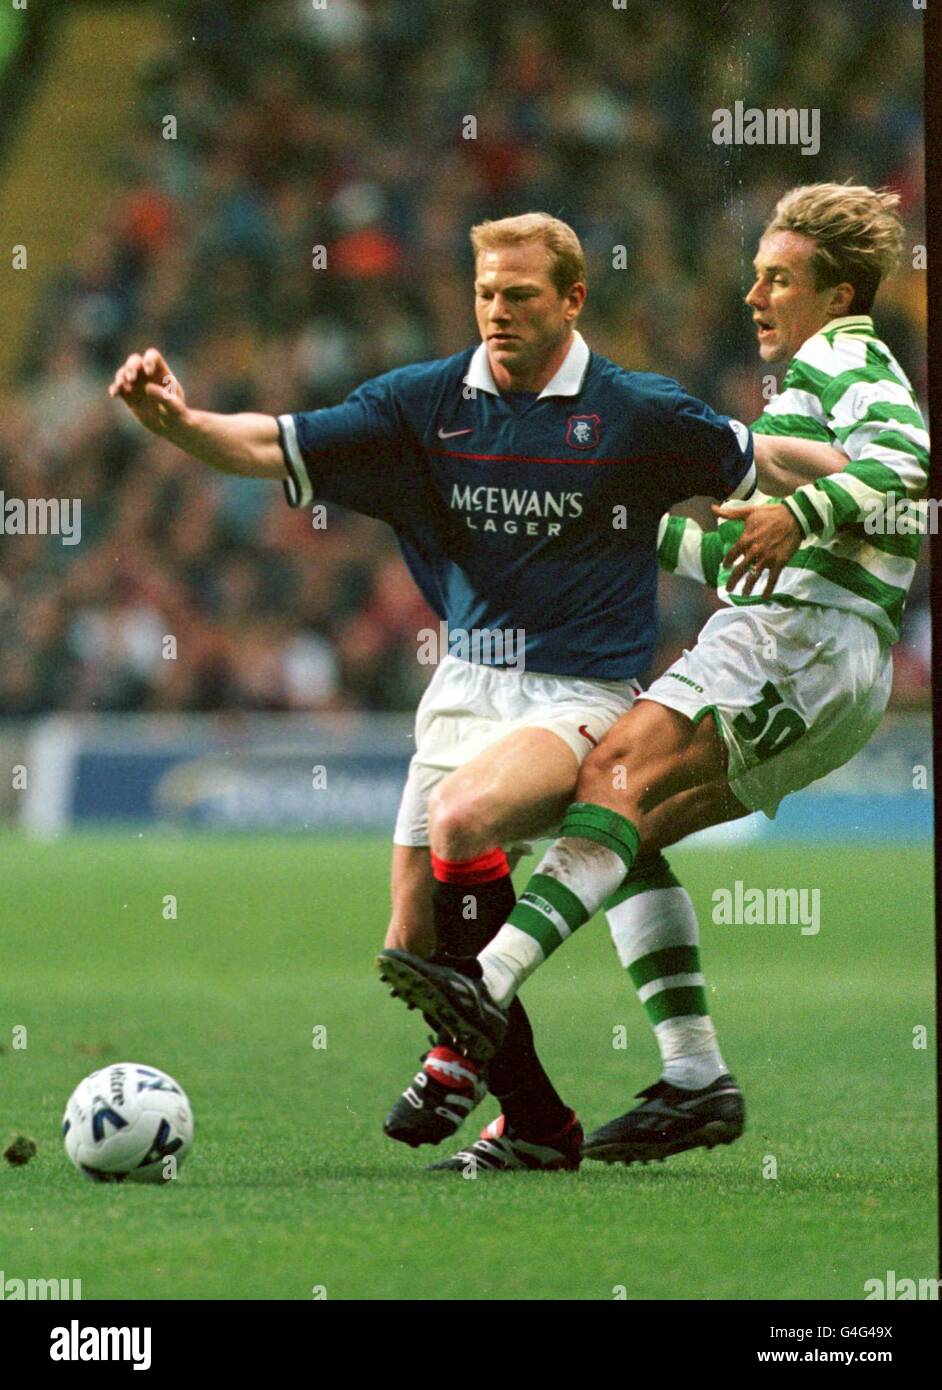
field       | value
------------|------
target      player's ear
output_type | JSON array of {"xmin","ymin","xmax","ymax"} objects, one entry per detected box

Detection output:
[
  {"xmin": 828, "ymin": 281, "xmax": 855, "ymax": 317},
  {"xmin": 565, "ymin": 281, "xmax": 587, "ymax": 315}
]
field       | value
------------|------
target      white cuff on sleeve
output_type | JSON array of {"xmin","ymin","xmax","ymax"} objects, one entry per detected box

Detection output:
[
  {"xmin": 278, "ymin": 414, "xmax": 314, "ymax": 509},
  {"xmin": 727, "ymin": 458, "xmax": 757, "ymax": 502}
]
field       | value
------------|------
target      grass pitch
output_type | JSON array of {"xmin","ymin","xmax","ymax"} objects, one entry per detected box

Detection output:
[{"xmin": 0, "ymin": 831, "xmax": 935, "ymax": 1301}]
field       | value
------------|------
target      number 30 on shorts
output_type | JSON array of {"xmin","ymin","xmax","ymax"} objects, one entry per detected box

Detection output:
[{"xmin": 731, "ymin": 680, "xmax": 808, "ymax": 761}]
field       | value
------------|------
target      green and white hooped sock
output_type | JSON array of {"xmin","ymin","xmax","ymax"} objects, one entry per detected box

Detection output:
[
  {"xmin": 478, "ymin": 803, "xmax": 640, "ymax": 1008},
  {"xmin": 605, "ymin": 854, "xmax": 727, "ymax": 1091}
]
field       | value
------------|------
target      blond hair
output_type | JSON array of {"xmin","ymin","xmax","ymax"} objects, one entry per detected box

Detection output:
[
  {"xmin": 764, "ymin": 182, "xmax": 903, "ymax": 314},
  {"xmin": 470, "ymin": 212, "xmax": 587, "ymax": 297}
]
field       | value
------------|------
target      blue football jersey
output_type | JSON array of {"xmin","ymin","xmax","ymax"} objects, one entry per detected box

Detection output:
[{"xmin": 277, "ymin": 332, "xmax": 754, "ymax": 678}]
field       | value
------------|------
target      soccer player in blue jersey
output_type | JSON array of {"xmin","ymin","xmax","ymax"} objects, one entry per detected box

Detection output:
[
  {"xmin": 376, "ymin": 187, "xmax": 927, "ymax": 1172},
  {"xmin": 111, "ymin": 212, "xmax": 842, "ymax": 1171}
]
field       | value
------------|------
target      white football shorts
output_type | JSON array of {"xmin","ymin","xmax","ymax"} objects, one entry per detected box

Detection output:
[
  {"xmin": 393, "ymin": 654, "xmax": 642, "ymax": 849},
  {"xmin": 639, "ymin": 602, "xmax": 893, "ymax": 819}
]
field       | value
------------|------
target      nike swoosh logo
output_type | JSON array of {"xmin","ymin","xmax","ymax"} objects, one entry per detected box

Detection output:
[
  {"xmin": 578, "ymin": 725, "xmax": 598, "ymax": 748},
  {"xmin": 437, "ymin": 427, "xmax": 473, "ymax": 439}
]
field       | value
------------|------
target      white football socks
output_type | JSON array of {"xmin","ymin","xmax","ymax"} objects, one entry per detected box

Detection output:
[
  {"xmin": 479, "ymin": 837, "xmax": 628, "ymax": 1008},
  {"xmin": 606, "ymin": 882, "xmax": 727, "ymax": 1091}
]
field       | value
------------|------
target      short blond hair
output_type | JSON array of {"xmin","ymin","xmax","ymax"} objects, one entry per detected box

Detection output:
[
  {"xmin": 470, "ymin": 212, "xmax": 587, "ymax": 297},
  {"xmin": 764, "ymin": 181, "xmax": 903, "ymax": 314}
]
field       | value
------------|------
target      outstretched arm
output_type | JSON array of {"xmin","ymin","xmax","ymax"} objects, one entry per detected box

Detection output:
[
  {"xmin": 657, "ymin": 511, "xmax": 745, "ymax": 588},
  {"xmin": 658, "ymin": 433, "xmax": 846, "ymax": 590},
  {"xmin": 718, "ymin": 372, "xmax": 930, "ymax": 595},
  {"xmin": 109, "ymin": 348, "xmax": 286, "ymax": 479},
  {"xmin": 752, "ymin": 433, "xmax": 847, "ymax": 495},
  {"xmin": 710, "ymin": 500, "xmax": 803, "ymax": 597}
]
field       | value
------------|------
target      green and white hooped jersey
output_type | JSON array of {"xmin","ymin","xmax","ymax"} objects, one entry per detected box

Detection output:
[{"xmin": 658, "ymin": 316, "xmax": 929, "ymax": 644}]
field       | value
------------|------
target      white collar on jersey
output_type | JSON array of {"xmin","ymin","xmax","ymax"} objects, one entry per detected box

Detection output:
[
  {"xmin": 817, "ymin": 314, "xmax": 874, "ymax": 333},
  {"xmin": 463, "ymin": 329, "xmax": 591, "ymax": 400}
]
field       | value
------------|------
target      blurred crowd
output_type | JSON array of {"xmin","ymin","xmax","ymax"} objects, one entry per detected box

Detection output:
[{"xmin": 0, "ymin": 0, "xmax": 929, "ymax": 718}]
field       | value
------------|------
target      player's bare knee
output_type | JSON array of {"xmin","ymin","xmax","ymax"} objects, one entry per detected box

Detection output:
[
  {"xmin": 427, "ymin": 786, "xmax": 494, "ymax": 861},
  {"xmin": 577, "ymin": 742, "xmax": 639, "ymax": 806}
]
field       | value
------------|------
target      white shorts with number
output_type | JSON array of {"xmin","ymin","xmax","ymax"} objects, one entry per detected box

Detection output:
[
  {"xmin": 394, "ymin": 655, "xmax": 642, "ymax": 849},
  {"xmin": 639, "ymin": 602, "xmax": 892, "ymax": 819}
]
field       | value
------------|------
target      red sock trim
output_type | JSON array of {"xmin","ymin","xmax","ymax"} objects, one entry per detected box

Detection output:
[{"xmin": 431, "ymin": 847, "xmax": 510, "ymax": 885}]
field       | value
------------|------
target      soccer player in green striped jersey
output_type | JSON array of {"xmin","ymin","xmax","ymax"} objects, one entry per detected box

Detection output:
[{"xmin": 379, "ymin": 182, "xmax": 929, "ymax": 1166}]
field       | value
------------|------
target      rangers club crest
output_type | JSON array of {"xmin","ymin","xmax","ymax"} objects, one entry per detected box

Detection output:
[{"xmin": 566, "ymin": 414, "xmax": 600, "ymax": 449}]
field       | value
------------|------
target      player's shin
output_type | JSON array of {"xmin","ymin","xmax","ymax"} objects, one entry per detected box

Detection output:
[
  {"xmin": 430, "ymin": 847, "xmax": 516, "ymax": 964},
  {"xmin": 604, "ymin": 855, "xmax": 727, "ymax": 1089},
  {"xmin": 432, "ymin": 848, "xmax": 571, "ymax": 1136},
  {"xmin": 425, "ymin": 848, "xmax": 515, "ymax": 1057},
  {"xmin": 486, "ymin": 999, "xmax": 571, "ymax": 1139},
  {"xmin": 478, "ymin": 802, "xmax": 640, "ymax": 1007}
]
